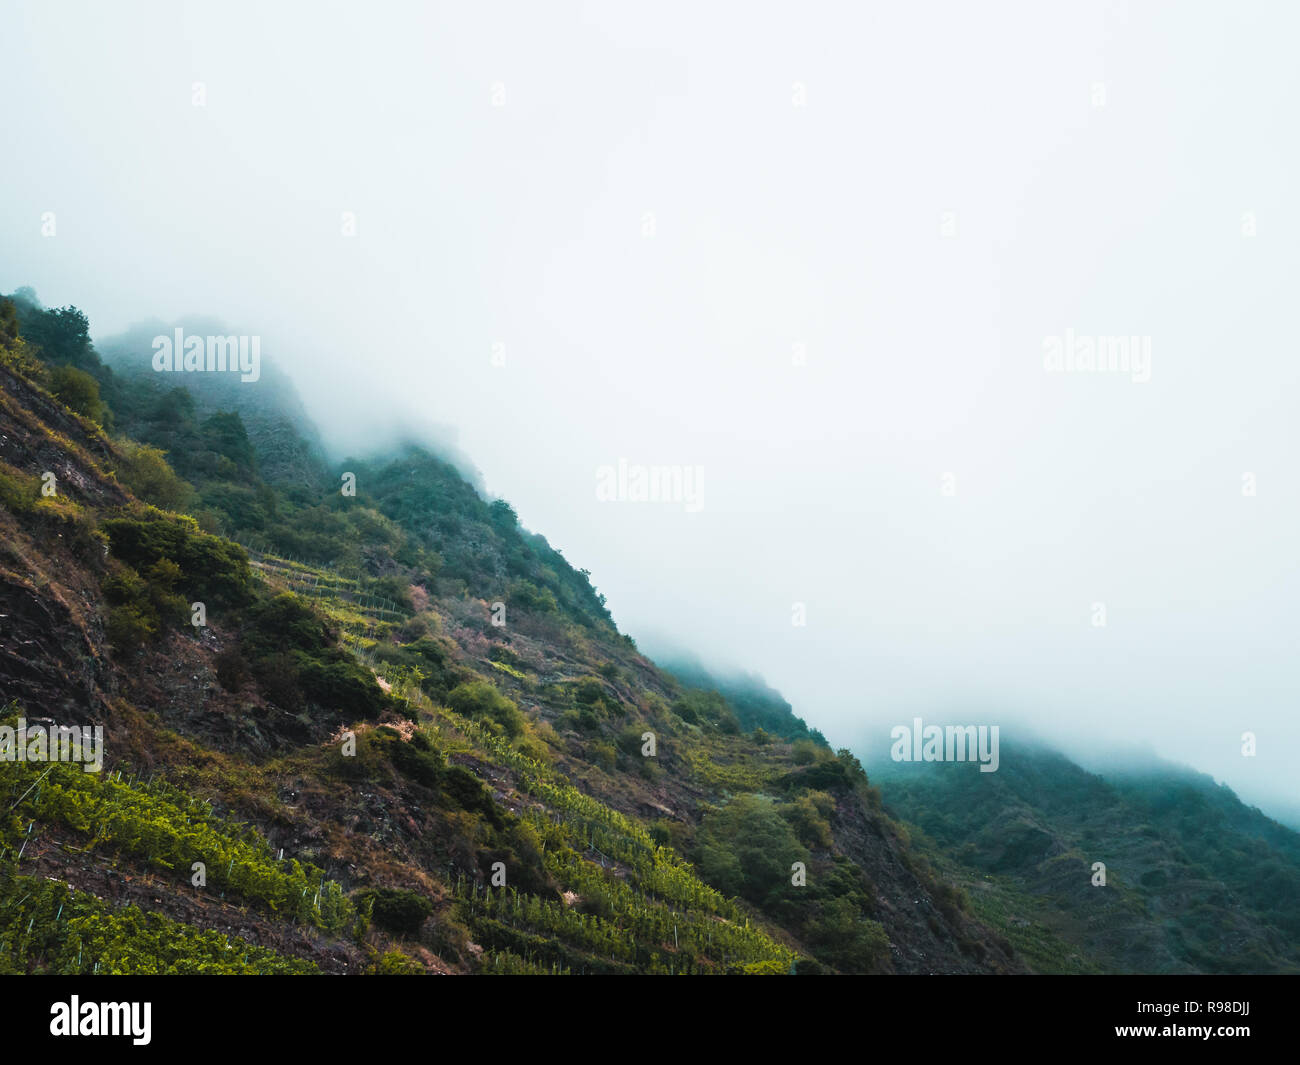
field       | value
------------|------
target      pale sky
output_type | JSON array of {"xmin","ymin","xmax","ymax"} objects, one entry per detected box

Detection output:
[{"xmin": 3, "ymin": 0, "xmax": 1298, "ymax": 818}]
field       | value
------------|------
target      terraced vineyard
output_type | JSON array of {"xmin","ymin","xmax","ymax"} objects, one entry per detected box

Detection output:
[
  {"xmin": 0, "ymin": 712, "xmax": 343, "ymax": 974},
  {"xmin": 237, "ymin": 543, "xmax": 409, "ymax": 654},
  {"xmin": 0, "ymin": 866, "xmax": 320, "ymax": 975},
  {"xmin": 226, "ymin": 548, "xmax": 799, "ymax": 973}
]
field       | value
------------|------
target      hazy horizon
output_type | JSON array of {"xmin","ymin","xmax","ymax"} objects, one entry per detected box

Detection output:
[{"xmin": 4, "ymin": 0, "xmax": 1298, "ymax": 821}]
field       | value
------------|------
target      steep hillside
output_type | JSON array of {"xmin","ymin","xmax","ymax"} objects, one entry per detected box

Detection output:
[
  {"xmin": 0, "ymin": 291, "xmax": 1021, "ymax": 974},
  {"xmin": 650, "ymin": 653, "xmax": 826, "ymax": 743},
  {"xmin": 873, "ymin": 740, "xmax": 1300, "ymax": 974}
]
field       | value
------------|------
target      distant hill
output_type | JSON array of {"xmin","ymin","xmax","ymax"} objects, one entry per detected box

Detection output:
[{"xmin": 871, "ymin": 739, "xmax": 1300, "ymax": 973}]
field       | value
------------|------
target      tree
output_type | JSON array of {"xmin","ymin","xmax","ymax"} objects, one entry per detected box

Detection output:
[
  {"xmin": 803, "ymin": 897, "xmax": 890, "ymax": 973},
  {"xmin": 20, "ymin": 304, "xmax": 98, "ymax": 372},
  {"xmin": 695, "ymin": 794, "xmax": 808, "ymax": 906},
  {"xmin": 489, "ymin": 498, "xmax": 517, "ymax": 528}
]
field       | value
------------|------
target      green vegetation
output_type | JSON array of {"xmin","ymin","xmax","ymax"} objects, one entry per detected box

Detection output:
[
  {"xmin": 447, "ymin": 681, "xmax": 526, "ymax": 739},
  {"xmin": 0, "ymin": 864, "xmax": 318, "ymax": 975},
  {"xmin": 1, "ymin": 752, "xmax": 358, "ymax": 935},
  {"xmin": 49, "ymin": 364, "xmax": 105, "ymax": 423},
  {"xmin": 102, "ymin": 510, "xmax": 253, "ymax": 606},
  {"xmin": 353, "ymin": 887, "xmax": 434, "ymax": 938},
  {"xmin": 0, "ymin": 287, "xmax": 1033, "ymax": 976},
  {"xmin": 876, "ymin": 743, "xmax": 1300, "ymax": 974},
  {"xmin": 662, "ymin": 658, "xmax": 827, "ymax": 743}
]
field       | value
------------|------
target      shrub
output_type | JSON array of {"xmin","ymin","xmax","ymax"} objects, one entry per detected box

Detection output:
[
  {"xmin": 369, "ymin": 950, "xmax": 424, "ymax": 974},
  {"xmin": 106, "ymin": 602, "xmax": 156, "ymax": 651},
  {"xmin": 354, "ymin": 888, "xmax": 434, "ymax": 938},
  {"xmin": 439, "ymin": 765, "xmax": 501, "ymax": 825},
  {"xmin": 251, "ymin": 653, "xmax": 306, "ymax": 711},
  {"xmin": 114, "ymin": 442, "xmax": 192, "ymax": 511},
  {"xmin": 615, "ymin": 725, "xmax": 649, "ymax": 758},
  {"xmin": 391, "ymin": 738, "xmax": 443, "ymax": 788},
  {"xmin": 0, "ymin": 464, "xmax": 39, "ymax": 513},
  {"xmin": 294, "ymin": 655, "xmax": 388, "ymax": 719},
  {"xmin": 49, "ymin": 364, "xmax": 105, "ymax": 422},
  {"xmin": 573, "ymin": 677, "xmax": 606, "ymax": 706},
  {"xmin": 447, "ymin": 681, "xmax": 524, "ymax": 739},
  {"xmin": 803, "ymin": 897, "xmax": 890, "ymax": 973},
  {"xmin": 508, "ymin": 580, "xmax": 558, "ymax": 614},
  {"xmin": 242, "ymin": 594, "xmax": 333, "ymax": 657},
  {"xmin": 102, "ymin": 511, "xmax": 251, "ymax": 605},
  {"xmin": 695, "ymin": 794, "xmax": 809, "ymax": 907},
  {"xmin": 101, "ymin": 562, "xmax": 186, "ymax": 650}
]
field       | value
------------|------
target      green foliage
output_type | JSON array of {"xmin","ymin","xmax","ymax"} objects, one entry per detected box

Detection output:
[
  {"xmin": 389, "ymin": 733, "xmax": 444, "ymax": 788},
  {"xmin": 783, "ymin": 790, "xmax": 836, "ymax": 849},
  {"xmin": 3, "ymin": 291, "xmax": 858, "ymax": 980},
  {"xmin": 695, "ymin": 794, "xmax": 808, "ymax": 907},
  {"xmin": 509, "ymin": 579, "xmax": 558, "ymax": 615},
  {"xmin": 573, "ymin": 676, "xmax": 606, "ymax": 706},
  {"xmin": 665, "ymin": 661, "xmax": 816, "ymax": 741},
  {"xmin": 447, "ymin": 681, "xmax": 525, "ymax": 739},
  {"xmin": 198, "ymin": 410, "xmax": 258, "ymax": 475},
  {"xmin": 801, "ymin": 897, "xmax": 889, "ymax": 973},
  {"xmin": 0, "ymin": 297, "xmax": 18, "ymax": 346},
  {"xmin": 101, "ymin": 559, "xmax": 187, "ymax": 652},
  {"xmin": 102, "ymin": 510, "xmax": 252, "ymax": 606},
  {"xmin": 0, "ymin": 864, "xmax": 318, "ymax": 974},
  {"xmin": 877, "ymin": 742, "xmax": 1300, "ymax": 973},
  {"xmin": 2, "ymin": 290, "xmax": 977, "ymax": 979},
  {"xmin": 49, "ymin": 364, "xmax": 105, "ymax": 422},
  {"xmin": 488, "ymin": 498, "xmax": 517, "ymax": 528},
  {"xmin": 105, "ymin": 600, "xmax": 157, "ymax": 650},
  {"xmin": 114, "ymin": 441, "xmax": 193, "ymax": 511},
  {"xmin": 296, "ymin": 655, "xmax": 392, "ymax": 718},
  {"xmin": 371, "ymin": 635, "xmax": 462, "ymax": 703},
  {"xmin": 13, "ymin": 301, "xmax": 99, "ymax": 373},
  {"xmin": 614, "ymin": 725, "xmax": 647, "ymax": 757},
  {"xmin": 243, "ymin": 593, "xmax": 332, "ymax": 656},
  {"xmin": 0, "ymin": 463, "xmax": 41, "ymax": 514},
  {"xmin": 222, "ymin": 592, "xmax": 392, "ymax": 718},
  {"xmin": 589, "ymin": 741, "xmax": 617, "ymax": 772},
  {"xmin": 439, "ymin": 764, "xmax": 502, "ymax": 824},
  {"xmin": 427, "ymin": 700, "xmax": 801, "ymax": 973},
  {"xmin": 777, "ymin": 751, "xmax": 860, "ymax": 794},
  {"xmin": 340, "ymin": 447, "xmax": 611, "ymax": 631},
  {"xmin": 368, "ymin": 949, "xmax": 424, "ymax": 974},
  {"xmin": 353, "ymin": 888, "xmax": 434, "ymax": 937},
  {"xmin": 671, "ymin": 689, "xmax": 739, "ymax": 733},
  {"xmin": 1, "ymin": 757, "xmax": 356, "ymax": 934}
]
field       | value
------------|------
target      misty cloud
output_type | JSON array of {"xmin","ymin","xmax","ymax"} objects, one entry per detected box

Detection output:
[{"xmin": 2, "ymin": 0, "xmax": 1297, "ymax": 820}]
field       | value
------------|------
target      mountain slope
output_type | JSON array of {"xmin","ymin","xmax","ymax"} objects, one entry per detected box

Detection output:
[{"xmin": 0, "ymin": 290, "xmax": 1021, "ymax": 974}]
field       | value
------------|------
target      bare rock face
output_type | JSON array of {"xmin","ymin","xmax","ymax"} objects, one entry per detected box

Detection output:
[{"xmin": 0, "ymin": 574, "xmax": 103, "ymax": 719}]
